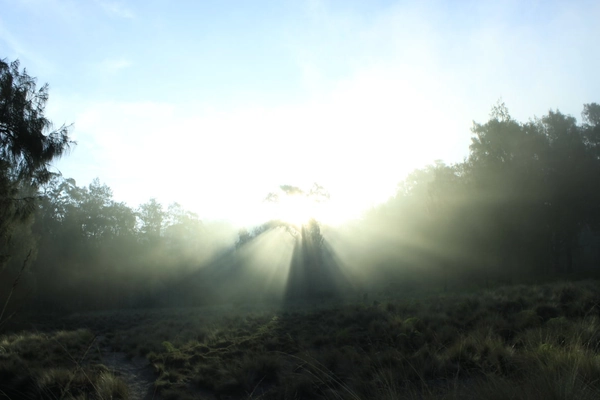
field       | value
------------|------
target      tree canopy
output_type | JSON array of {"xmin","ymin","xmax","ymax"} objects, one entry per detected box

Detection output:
[
  {"xmin": 0, "ymin": 58, "xmax": 73, "ymax": 268},
  {"xmin": 0, "ymin": 59, "xmax": 72, "ymax": 184}
]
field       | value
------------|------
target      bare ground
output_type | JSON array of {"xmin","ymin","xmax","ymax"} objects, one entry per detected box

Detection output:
[{"xmin": 96, "ymin": 335, "xmax": 160, "ymax": 400}]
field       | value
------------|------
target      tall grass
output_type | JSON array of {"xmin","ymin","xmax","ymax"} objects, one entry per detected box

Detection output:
[{"xmin": 3, "ymin": 279, "xmax": 600, "ymax": 399}]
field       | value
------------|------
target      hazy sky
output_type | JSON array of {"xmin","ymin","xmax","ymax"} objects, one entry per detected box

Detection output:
[{"xmin": 1, "ymin": 0, "xmax": 599, "ymax": 226}]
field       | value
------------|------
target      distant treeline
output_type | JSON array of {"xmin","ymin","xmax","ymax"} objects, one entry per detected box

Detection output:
[
  {"xmin": 3, "ymin": 58, "xmax": 600, "ymax": 315},
  {"xmin": 2, "ymin": 175, "xmax": 236, "ymax": 313},
  {"xmin": 337, "ymin": 102, "xmax": 600, "ymax": 290},
  {"xmin": 19, "ymin": 103, "xmax": 600, "ymax": 311}
]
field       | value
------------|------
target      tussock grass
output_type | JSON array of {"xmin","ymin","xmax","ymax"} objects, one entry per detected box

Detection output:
[
  {"xmin": 3, "ymin": 279, "xmax": 600, "ymax": 399},
  {"xmin": 0, "ymin": 328, "xmax": 129, "ymax": 399}
]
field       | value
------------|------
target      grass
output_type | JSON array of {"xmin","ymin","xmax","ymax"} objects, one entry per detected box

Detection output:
[
  {"xmin": 2, "ymin": 279, "xmax": 600, "ymax": 399},
  {"xmin": 0, "ymin": 328, "xmax": 129, "ymax": 399}
]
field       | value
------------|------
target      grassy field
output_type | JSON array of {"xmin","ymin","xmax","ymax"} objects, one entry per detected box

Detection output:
[{"xmin": 2, "ymin": 280, "xmax": 600, "ymax": 399}]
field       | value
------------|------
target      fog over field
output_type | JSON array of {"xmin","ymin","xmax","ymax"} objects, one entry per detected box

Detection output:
[
  {"xmin": 3, "ymin": 0, "xmax": 599, "ymax": 225},
  {"xmin": 2, "ymin": 1, "xmax": 600, "ymax": 399}
]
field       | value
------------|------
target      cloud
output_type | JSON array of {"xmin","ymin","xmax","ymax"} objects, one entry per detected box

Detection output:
[
  {"xmin": 51, "ymin": 0, "xmax": 600, "ymax": 224},
  {"xmin": 97, "ymin": 58, "xmax": 132, "ymax": 73},
  {"xmin": 95, "ymin": 0, "xmax": 134, "ymax": 19},
  {"xmin": 54, "ymin": 59, "xmax": 471, "ymax": 223},
  {"xmin": 10, "ymin": 0, "xmax": 85, "ymax": 24},
  {"xmin": 0, "ymin": 17, "xmax": 54, "ymax": 73}
]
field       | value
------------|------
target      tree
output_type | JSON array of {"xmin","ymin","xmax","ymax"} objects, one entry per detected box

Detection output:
[
  {"xmin": 163, "ymin": 202, "xmax": 204, "ymax": 258},
  {"xmin": 582, "ymin": 103, "xmax": 600, "ymax": 157},
  {"xmin": 580, "ymin": 103, "xmax": 600, "ymax": 232},
  {"xmin": 261, "ymin": 183, "xmax": 330, "ymax": 252},
  {"xmin": 260, "ymin": 184, "xmax": 331, "ymax": 298},
  {"xmin": 137, "ymin": 198, "xmax": 165, "ymax": 244},
  {"xmin": 0, "ymin": 58, "xmax": 72, "ymax": 325},
  {"xmin": 0, "ymin": 59, "xmax": 72, "ymax": 185},
  {"xmin": 538, "ymin": 110, "xmax": 593, "ymax": 272},
  {"xmin": 0, "ymin": 58, "xmax": 73, "ymax": 263},
  {"xmin": 467, "ymin": 104, "xmax": 552, "ymax": 273},
  {"xmin": 464, "ymin": 103, "xmax": 599, "ymax": 273}
]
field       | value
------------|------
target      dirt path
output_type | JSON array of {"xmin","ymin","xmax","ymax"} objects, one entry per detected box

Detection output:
[{"xmin": 96, "ymin": 336, "xmax": 159, "ymax": 400}]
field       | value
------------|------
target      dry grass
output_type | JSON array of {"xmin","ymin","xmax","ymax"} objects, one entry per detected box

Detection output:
[
  {"xmin": 2, "ymin": 279, "xmax": 600, "ymax": 399},
  {"xmin": 0, "ymin": 329, "xmax": 129, "ymax": 399}
]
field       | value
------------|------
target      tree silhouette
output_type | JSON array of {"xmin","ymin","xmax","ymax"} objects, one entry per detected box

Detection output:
[
  {"xmin": 0, "ymin": 59, "xmax": 73, "ymax": 323},
  {"xmin": 0, "ymin": 58, "xmax": 73, "ymax": 265},
  {"xmin": 0, "ymin": 59, "xmax": 73, "ymax": 185},
  {"xmin": 137, "ymin": 198, "xmax": 165, "ymax": 245}
]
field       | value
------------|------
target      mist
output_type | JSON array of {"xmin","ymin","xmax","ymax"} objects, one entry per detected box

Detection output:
[
  {"xmin": 3, "ymin": 102, "xmax": 597, "ymax": 318},
  {"xmin": 2, "ymin": 2, "xmax": 600, "ymax": 392}
]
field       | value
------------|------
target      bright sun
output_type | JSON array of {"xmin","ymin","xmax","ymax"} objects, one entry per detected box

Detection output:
[
  {"xmin": 274, "ymin": 195, "xmax": 315, "ymax": 227},
  {"xmin": 265, "ymin": 186, "xmax": 361, "ymax": 228}
]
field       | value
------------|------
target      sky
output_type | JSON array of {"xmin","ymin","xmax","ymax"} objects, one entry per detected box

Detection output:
[{"xmin": 1, "ymin": 0, "xmax": 599, "ymax": 227}]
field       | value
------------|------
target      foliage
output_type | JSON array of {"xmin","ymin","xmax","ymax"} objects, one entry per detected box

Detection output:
[
  {"xmin": 0, "ymin": 58, "xmax": 72, "ymax": 329},
  {"xmin": 356, "ymin": 102, "xmax": 600, "ymax": 282},
  {"xmin": 30, "ymin": 175, "xmax": 223, "ymax": 312},
  {"xmin": 0, "ymin": 59, "xmax": 72, "ymax": 184},
  {"xmin": 0, "ymin": 58, "xmax": 73, "ymax": 248}
]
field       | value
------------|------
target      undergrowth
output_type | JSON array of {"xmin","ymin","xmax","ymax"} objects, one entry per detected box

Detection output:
[
  {"xmin": 2, "ymin": 280, "xmax": 600, "ymax": 399},
  {"xmin": 0, "ymin": 328, "xmax": 128, "ymax": 399}
]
